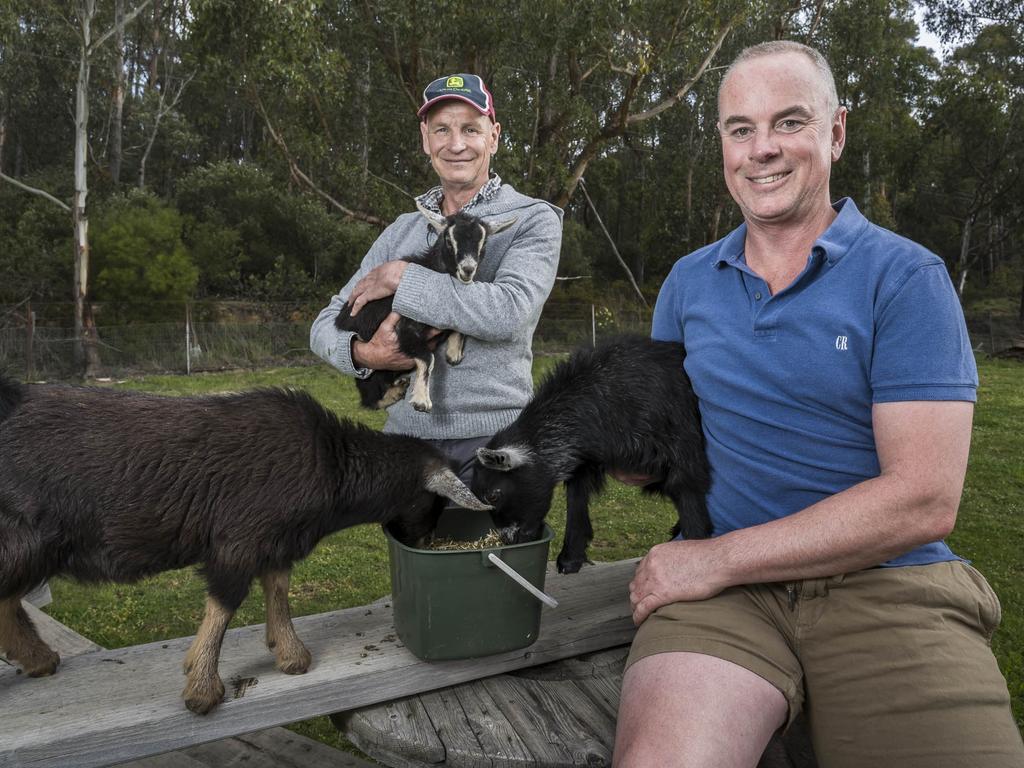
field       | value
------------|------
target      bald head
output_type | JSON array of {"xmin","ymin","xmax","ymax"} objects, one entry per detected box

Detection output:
[{"xmin": 719, "ymin": 41, "xmax": 839, "ymax": 118}]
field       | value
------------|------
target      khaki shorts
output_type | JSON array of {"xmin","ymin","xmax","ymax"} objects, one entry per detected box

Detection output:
[{"xmin": 627, "ymin": 561, "xmax": 1024, "ymax": 767}]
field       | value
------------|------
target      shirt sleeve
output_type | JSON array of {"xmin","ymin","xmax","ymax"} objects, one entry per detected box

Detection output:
[
  {"xmin": 391, "ymin": 204, "xmax": 562, "ymax": 342},
  {"xmin": 309, "ymin": 226, "xmax": 394, "ymax": 378},
  {"xmin": 651, "ymin": 260, "xmax": 686, "ymax": 344},
  {"xmin": 871, "ymin": 263, "xmax": 978, "ymax": 403}
]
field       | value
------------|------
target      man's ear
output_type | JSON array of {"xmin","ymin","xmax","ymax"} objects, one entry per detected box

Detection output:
[
  {"xmin": 420, "ymin": 119, "xmax": 431, "ymax": 157},
  {"xmin": 831, "ymin": 107, "xmax": 847, "ymax": 162},
  {"xmin": 490, "ymin": 121, "xmax": 501, "ymax": 155}
]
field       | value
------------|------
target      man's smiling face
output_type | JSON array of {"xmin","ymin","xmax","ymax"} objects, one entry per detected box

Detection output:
[
  {"xmin": 717, "ymin": 51, "xmax": 845, "ymax": 228},
  {"xmin": 420, "ymin": 102, "xmax": 500, "ymax": 194}
]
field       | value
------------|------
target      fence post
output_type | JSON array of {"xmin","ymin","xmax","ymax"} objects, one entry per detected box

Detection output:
[
  {"xmin": 591, "ymin": 304, "xmax": 596, "ymax": 347},
  {"xmin": 185, "ymin": 303, "xmax": 192, "ymax": 376},
  {"xmin": 988, "ymin": 311, "xmax": 995, "ymax": 356},
  {"xmin": 25, "ymin": 302, "xmax": 35, "ymax": 381}
]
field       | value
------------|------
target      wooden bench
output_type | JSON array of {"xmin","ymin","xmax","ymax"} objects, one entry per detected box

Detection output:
[
  {"xmin": 2, "ymin": 601, "xmax": 377, "ymax": 768},
  {"xmin": 334, "ymin": 647, "xmax": 816, "ymax": 768},
  {"xmin": 0, "ymin": 560, "xmax": 638, "ymax": 768}
]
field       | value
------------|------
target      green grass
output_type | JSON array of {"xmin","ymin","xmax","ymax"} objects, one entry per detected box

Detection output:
[{"xmin": 38, "ymin": 355, "xmax": 1024, "ymax": 743}]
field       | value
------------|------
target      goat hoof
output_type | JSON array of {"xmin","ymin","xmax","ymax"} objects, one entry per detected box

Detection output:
[
  {"xmin": 446, "ymin": 352, "xmax": 463, "ymax": 366},
  {"xmin": 23, "ymin": 649, "xmax": 61, "ymax": 677},
  {"xmin": 277, "ymin": 647, "xmax": 312, "ymax": 675},
  {"xmin": 412, "ymin": 399, "xmax": 432, "ymax": 413},
  {"xmin": 556, "ymin": 556, "xmax": 585, "ymax": 575},
  {"xmin": 182, "ymin": 676, "xmax": 225, "ymax": 715}
]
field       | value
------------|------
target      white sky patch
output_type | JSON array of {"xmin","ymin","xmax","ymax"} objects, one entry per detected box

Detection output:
[{"xmin": 914, "ymin": 6, "xmax": 947, "ymax": 60}]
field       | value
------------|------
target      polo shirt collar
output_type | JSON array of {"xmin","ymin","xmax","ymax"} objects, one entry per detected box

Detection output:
[
  {"xmin": 814, "ymin": 197, "xmax": 869, "ymax": 265},
  {"xmin": 713, "ymin": 197, "xmax": 870, "ymax": 269}
]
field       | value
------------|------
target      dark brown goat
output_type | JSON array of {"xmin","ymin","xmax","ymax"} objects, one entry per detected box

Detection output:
[{"xmin": 0, "ymin": 377, "xmax": 489, "ymax": 714}]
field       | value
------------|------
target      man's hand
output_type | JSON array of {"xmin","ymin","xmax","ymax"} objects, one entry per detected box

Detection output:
[
  {"xmin": 629, "ymin": 539, "xmax": 728, "ymax": 626},
  {"xmin": 352, "ymin": 312, "xmax": 444, "ymax": 370},
  {"xmin": 349, "ymin": 262, "xmax": 408, "ymax": 316},
  {"xmin": 352, "ymin": 312, "xmax": 416, "ymax": 370}
]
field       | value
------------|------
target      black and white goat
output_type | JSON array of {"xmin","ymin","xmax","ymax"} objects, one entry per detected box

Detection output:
[
  {"xmin": 335, "ymin": 203, "xmax": 516, "ymax": 412},
  {"xmin": 0, "ymin": 377, "xmax": 489, "ymax": 714},
  {"xmin": 471, "ymin": 335, "xmax": 711, "ymax": 574}
]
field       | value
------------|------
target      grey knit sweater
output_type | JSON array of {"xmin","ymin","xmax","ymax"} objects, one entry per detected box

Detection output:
[{"xmin": 310, "ymin": 182, "xmax": 563, "ymax": 439}]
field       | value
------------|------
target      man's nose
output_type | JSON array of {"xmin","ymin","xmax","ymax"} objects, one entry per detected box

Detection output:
[
  {"xmin": 447, "ymin": 131, "xmax": 467, "ymax": 152},
  {"xmin": 748, "ymin": 130, "xmax": 780, "ymax": 162}
]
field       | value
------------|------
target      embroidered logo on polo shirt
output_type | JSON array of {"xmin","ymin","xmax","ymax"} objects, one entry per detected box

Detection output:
[{"xmin": 835, "ymin": 335, "xmax": 849, "ymax": 351}]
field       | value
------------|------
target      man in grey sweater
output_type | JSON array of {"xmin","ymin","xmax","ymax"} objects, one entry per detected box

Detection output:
[{"xmin": 310, "ymin": 73, "xmax": 563, "ymax": 478}]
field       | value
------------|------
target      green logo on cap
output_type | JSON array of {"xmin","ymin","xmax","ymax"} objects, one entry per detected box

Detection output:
[{"xmin": 446, "ymin": 76, "xmax": 464, "ymax": 88}]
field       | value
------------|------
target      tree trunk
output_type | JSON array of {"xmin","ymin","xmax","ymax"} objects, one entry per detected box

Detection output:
[
  {"xmin": 0, "ymin": 108, "xmax": 7, "ymax": 175},
  {"xmin": 109, "ymin": 0, "xmax": 126, "ymax": 184},
  {"xmin": 73, "ymin": 1, "xmax": 96, "ymax": 378},
  {"xmin": 1018, "ymin": 267, "xmax": 1024, "ymax": 325},
  {"xmin": 956, "ymin": 214, "xmax": 973, "ymax": 298}
]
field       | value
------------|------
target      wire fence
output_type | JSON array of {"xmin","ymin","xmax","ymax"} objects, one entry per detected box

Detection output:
[{"xmin": 0, "ymin": 301, "xmax": 1020, "ymax": 381}]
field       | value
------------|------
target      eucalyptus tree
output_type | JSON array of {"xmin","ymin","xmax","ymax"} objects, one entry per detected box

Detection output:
[
  {"xmin": 0, "ymin": 0, "xmax": 153, "ymax": 376},
  {"xmin": 913, "ymin": 24, "xmax": 1023, "ymax": 300}
]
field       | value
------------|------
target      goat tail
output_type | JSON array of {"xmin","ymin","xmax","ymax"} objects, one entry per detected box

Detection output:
[{"xmin": 0, "ymin": 372, "xmax": 25, "ymax": 424}]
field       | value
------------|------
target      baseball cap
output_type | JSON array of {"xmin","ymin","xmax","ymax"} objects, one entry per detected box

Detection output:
[{"xmin": 417, "ymin": 74, "xmax": 496, "ymax": 121}]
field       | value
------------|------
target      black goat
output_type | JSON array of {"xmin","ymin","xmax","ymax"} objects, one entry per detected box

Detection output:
[
  {"xmin": 471, "ymin": 335, "xmax": 711, "ymax": 574},
  {"xmin": 0, "ymin": 377, "xmax": 490, "ymax": 714},
  {"xmin": 335, "ymin": 202, "xmax": 516, "ymax": 412}
]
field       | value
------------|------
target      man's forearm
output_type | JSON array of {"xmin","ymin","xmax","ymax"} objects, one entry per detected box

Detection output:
[{"xmin": 714, "ymin": 472, "xmax": 958, "ymax": 587}]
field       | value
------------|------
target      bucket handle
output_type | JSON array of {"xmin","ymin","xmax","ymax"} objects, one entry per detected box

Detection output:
[{"xmin": 486, "ymin": 553, "xmax": 559, "ymax": 608}]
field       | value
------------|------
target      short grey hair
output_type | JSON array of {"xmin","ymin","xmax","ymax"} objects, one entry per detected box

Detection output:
[{"xmin": 719, "ymin": 41, "xmax": 840, "ymax": 116}]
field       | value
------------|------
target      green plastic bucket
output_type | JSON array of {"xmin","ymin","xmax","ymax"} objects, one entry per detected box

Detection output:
[{"xmin": 385, "ymin": 508, "xmax": 555, "ymax": 661}]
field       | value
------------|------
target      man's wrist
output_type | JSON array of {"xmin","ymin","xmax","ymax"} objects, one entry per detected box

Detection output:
[{"xmin": 350, "ymin": 338, "xmax": 373, "ymax": 377}]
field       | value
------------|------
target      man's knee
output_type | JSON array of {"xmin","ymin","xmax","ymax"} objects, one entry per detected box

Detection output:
[{"xmin": 614, "ymin": 652, "xmax": 786, "ymax": 768}]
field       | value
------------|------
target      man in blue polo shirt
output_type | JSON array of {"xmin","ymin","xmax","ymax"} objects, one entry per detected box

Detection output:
[{"xmin": 612, "ymin": 41, "xmax": 1023, "ymax": 767}]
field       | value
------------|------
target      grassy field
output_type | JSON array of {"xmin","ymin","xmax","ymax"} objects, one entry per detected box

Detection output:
[{"xmin": 35, "ymin": 354, "xmax": 1024, "ymax": 747}]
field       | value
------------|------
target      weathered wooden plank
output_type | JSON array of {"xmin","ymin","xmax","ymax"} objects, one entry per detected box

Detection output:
[
  {"xmin": 231, "ymin": 728, "xmax": 380, "ymax": 768},
  {"xmin": 417, "ymin": 687, "xmax": 490, "ymax": 768},
  {"xmin": 0, "ymin": 559, "xmax": 637, "ymax": 768},
  {"xmin": 23, "ymin": 586, "xmax": 52, "ymax": 610},
  {"xmin": 446, "ymin": 682, "xmax": 533, "ymax": 768},
  {"xmin": 480, "ymin": 674, "xmax": 615, "ymax": 768},
  {"xmin": 336, "ymin": 697, "xmax": 445, "ymax": 764},
  {"xmin": 511, "ymin": 647, "xmax": 627, "ymax": 682},
  {"xmin": 108, "ymin": 752, "xmax": 209, "ymax": 768},
  {"xmin": 179, "ymin": 727, "xmax": 376, "ymax": 768},
  {"xmin": 574, "ymin": 676, "xmax": 622, "ymax": 726}
]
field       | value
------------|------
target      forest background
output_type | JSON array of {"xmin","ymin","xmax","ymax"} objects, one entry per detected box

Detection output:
[{"xmin": 0, "ymin": 0, "xmax": 1022, "ymax": 378}]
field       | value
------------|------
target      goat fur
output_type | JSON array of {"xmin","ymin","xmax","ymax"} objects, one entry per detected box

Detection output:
[
  {"xmin": 0, "ymin": 377, "xmax": 488, "ymax": 713},
  {"xmin": 471, "ymin": 335, "xmax": 711, "ymax": 573}
]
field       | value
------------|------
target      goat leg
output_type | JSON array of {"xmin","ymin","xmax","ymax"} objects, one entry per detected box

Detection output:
[
  {"xmin": 663, "ymin": 469, "xmax": 712, "ymax": 540},
  {"xmin": 445, "ymin": 332, "xmax": 466, "ymax": 366},
  {"xmin": 409, "ymin": 356, "xmax": 435, "ymax": 412},
  {"xmin": 557, "ymin": 474, "xmax": 597, "ymax": 574},
  {"xmin": 261, "ymin": 570, "xmax": 311, "ymax": 675},
  {"xmin": 377, "ymin": 374, "xmax": 411, "ymax": 409},
  {"xmin": 0, "ymin": 595, "xmax": 60, "ymax": 676},
  {"xmin": 182, "ymin": 595, "xmax": 234, "ymax": 714}
]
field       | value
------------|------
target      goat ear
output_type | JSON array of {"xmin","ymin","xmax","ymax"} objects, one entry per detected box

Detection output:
[
  {"xmin": 416, "ymin": 201, "xmax": 449, "ymax": 233},
  {"xmin": 476, "ymin": 446, "xmax": 531, "ymax": 472},
  {"xmin": 485, "ymin": 216, "xmax": 518, "ymax": 236},
  {"xmin": 425, "ymin": 467, "xmax": 493, "ymax": 511}
]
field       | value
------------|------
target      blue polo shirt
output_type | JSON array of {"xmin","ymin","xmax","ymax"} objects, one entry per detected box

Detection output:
[{"xmin": 652, "ymin": 198, "xmax": 978, "ymax": 567}]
